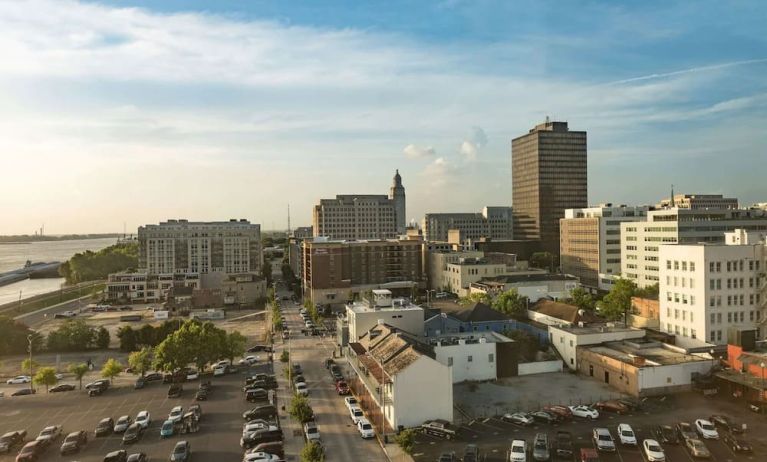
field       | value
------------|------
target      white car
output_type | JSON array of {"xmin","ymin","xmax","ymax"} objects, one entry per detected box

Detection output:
[
  {"xmin": 6, "ymin": 376, "xmax": 31, "ymax": 384},
  {"xmin": 617, "ymin": 423, "xmax": 637, "ymax": 446},
  {"xmin": 357, "ymin": 418, "xmax": 375, "ymax": 439},
  {"xmin": 344, "ymin": 396, "xmax": 358, "ymax": 411},
  {"xmin": 54, "ymin": 373, "xmax": 64, "ymax": 380},
  {"xmin": 168, "ymin": 406, "xmax": 184, "ymax": 423},
  {"xmin": 569, "ymin": 405, "xmax": 599, "ymax": 419},
  {"xmin": 303, "ymin": 421, "xmax": 320, "ymax": 443},
  {"xmin": 295, "ymin": 382, "xmax": 309, "ymax": 396},
  {"xmin": 694, "ymin": 419, "xmax": 719, "ymax": 439},
  {"xmin": 642, "ymin": 439, "xmax": 666, "ymax": 462},
  {"xmin": 243, "ymin": 452, "xmax": 280, "ymax": 462},
  {"xmin": 242, "ymin": 422, "xmax": 272, "ymax": 435},
  {"xmin": 215, "ymin": 360, "xmax": 231, "ymax": 368},
  {"xmin": 509, "ymin": 439, "xmax": 527, "ymax": 462},
  {"xmin": 186, "ymin": 370, "xmax": 199, "ymax": 380},
  {"xmin": 113, "ymin": 415, "xmax": 132, "ymax": 433},
  {"xmin": 136, "ymin": 410, "xmax": 151, "ymax": 429},
  {"xmin": 239, "ymin": 356, "xmax": 259, "ymax": 366},
  {"xmin": 349, "ymin": 405, "xmax": 364, "ymax": 424},
  {"xmin": 213, "ymin": 365, "xmax": 226, "ymax": 377}
]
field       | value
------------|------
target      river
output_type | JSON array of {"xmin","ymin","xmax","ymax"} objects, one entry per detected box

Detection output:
[{"xmin": 0, "ymin": 237, "xmax": 117, "ymax": 305}]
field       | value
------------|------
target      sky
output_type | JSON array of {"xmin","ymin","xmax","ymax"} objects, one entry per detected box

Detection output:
[{"xmin": 0, "ymin": 0, "xmax": 765, "ymax": 234}]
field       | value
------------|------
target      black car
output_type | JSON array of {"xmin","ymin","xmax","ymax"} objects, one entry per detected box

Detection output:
[
  {"xmin": 245, "ymin": 388, "xmax": 269, "ymax": 403},
  {"xmin": 292, "ymin": 363, "xmax": 302, "ymax": 375},
  {"xmin": 555, "ymin": 431, "xmax": 574, "ymax": 459},
  {"xmin": 121, "ymin": 424, "xmax": 143, "ymax": 445},
  {"xmin": 252, "ymin": 442, "xmax": 284, "ymax": 458},
  {"xmin": 0, "ymin": 430, "xmax": 27, "ymax": 453},
  {"xmin": 88, "ymin": 386, "xmax": 105, "ymax": 396},
  {"xmin": 168, "ymin": 384, "xmax": 183, "ymax": 398},
  {"xmin": 421, "ymin": 419, "xmax": 457, "ymax": 440},
  {"xmin": 438, "ymin": 452, "xmax": 456, "ymax": 462},
  {"xmin": 722, "ymin": 433, "xmax": 752, "ymax": 453},
  {"xmin": 195, "ymin": 389, "xmax": 208, "ymax": 401},
  {"xmin": 170, "ymin": 441, "xmax": 191, "ymax": 462},
  {"xmin": 49, "ymin": 384, "xmax": 75, "ymax": 393},
  {"xmin": 247, "ymin": 345, "xmax": 272, "ymax": 353},
  {"xmin": 127, "ymin": 452, "xmax": 149, "ymax": 462},
  {"xmin": 240, "ymin": 428, "xmax": 283, "ymax": 449},
  {"xmin": 95, "ymin": 418, "xmax": 115, "ymax": 437},
  {"xmin": 462, "ymin": 444, "xmax": 480, "ymax": 462},
  {"xmin": 653, "ymin": 425, "xmax": 680, "ymax": 445},
  {"xmin": 133, "ymin": 378, "xmax": 146, "ymax": 389},
  {"xmin": 85, "ymin": 379, "xmax": 110, "ymax": 390},
  {"xmin": 529, "ymin": 411, "xmax": 559, "ymax": 424},
  {"xmin": 11, "ymin": 388, "xmax": 36, "ymax": 396},
  {"xmin": 60, "ymin": 430, "xmax": 88, "ymax": 455},
  {"xmin": 144, "ymin": 372, "xmax": 163, "ymax": 382},
  {"xmin": 709, "ymin": 415, "xmax": 743, "ymax": 434},
  {"xmin": 243, "ymin": 405, "xmax": 278, "ymax": 421},
  {"xmin": 103, "ymin": 449, "xmax": 128, "ymax": 462},
  {"xmin": 324, "ymin": 358, "xmax": 335, "ymax": 369}
]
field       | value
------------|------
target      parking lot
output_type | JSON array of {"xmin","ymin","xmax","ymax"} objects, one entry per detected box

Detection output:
[
  {"xmin": 414, "ymin": 392, "xmax": 766, "ymax": 462},
  {"xmin": 0, "ymin": 361, "xmax": 272, "ymax": 462}
]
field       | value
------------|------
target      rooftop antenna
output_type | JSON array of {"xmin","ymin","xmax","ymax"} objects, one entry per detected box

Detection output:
[{"xmin": 287, "ymin": 203, "xmax": 291, "ymax": 237}]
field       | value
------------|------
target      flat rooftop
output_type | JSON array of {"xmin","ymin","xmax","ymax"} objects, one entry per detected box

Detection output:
[
  {"xmin": 585, "ymin": 340, "xmax": 709, "ymax": 366},
  {"xmin": 552, "ymin": 324, "xmax": 642, "ymax": 335},
  {"xmin": 477, "ymin": 273, "xmax": 575, "ymax": 284},
  {"xmin": 428, "ymin": 330, "xmax": 512, "ymax": 345},
  {"xmin": 347, "ymin": 300, "xmax": 424, "ymax": 314}
]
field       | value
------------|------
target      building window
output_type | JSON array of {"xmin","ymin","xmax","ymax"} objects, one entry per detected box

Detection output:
[
  {"xmin": 488, "ymin": 354, "xmax": 494, "ymax": 363},
  {"xmin": 447, "ymin": 357, "xmax": 453, "ymax": 366},
  {"xmin": 467, "ymin": 355, "xmax": 473, "ymax": 363},
  {"xmin": 690, "ymin": 262, "xmax": 695, "ymax": 272},
  {"xmin": 666, "ymin": 260, "xmax": 672, "ymax": 270},
  {"xmin": 710, "ymin": 331, "xmax": 716, "ymax": 342},
  {"xmin": 674, "ymin": 261, "xmax": 679, "ymax": 270},
  {"xmin": 710, "ymin": 313, "xmax": 715, "ymax": 324},
  {"xmin": 691, "ymin": 329, "xmax": 697, "ymax": 339}
]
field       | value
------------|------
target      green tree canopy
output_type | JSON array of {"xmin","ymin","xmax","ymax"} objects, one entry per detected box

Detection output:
[
  {"xmin": 261, "ymin": 261, "xmax": 273, "ymax": 286},
  {"xmin": 289, "ymin": 394, "xmax": 315, "ymax": 424},
  {"xmin": 58, "ymin": 242, "xmax": 138, "ymax": 284},
  {"xmin": 567, "ymin": 287, "xmax": 597, "ymax": 312},
  {"xmin": 101, "ymin": 358, "xmax": 123, "ymax": 383},
  {"xmin": 95, "ymin": 326, "xmax": 111, "ymax": 349},
  {"xmin": 394, "ymin": 428, "xmax": 417, "ymax": 455},
  {"xmin": 33, "ymin": 367, "xmax": 58, "ymax": 392},
  {"xmin": 0, "ymin": 316, "xmax": 39, "ymax": 356},
  {"xmin": 222, "ymin": 331, "xmax": 247, "ymax": 363},
  {"xmin": 300, "ymin": 441, "xmax": 325, "ymax": 462},
  {"xmin": 117, "ymin": 326, "xmax": 138, "ymax": 352},
  {"xmin": 635, "ymin": 282, "xmax": 659, "ymax": 300},
  {"xmin": 21, "ymin": 358, "xmax": 39, "ymax": 376},
  {"xmin": 492, "ymin": 289, "xmax": 528, "ymax": 318},
  {"xmin": 128, "ymin": 346, "xmax": 154, "ymax": 376},
  {"xmin": 599, "ymin": 278, "xmax": 637, "ymax": 321},
  {"xmin": 46, "ymin": 319, "xmax": 100, "ymax": 352},
  {"xmin": 68, "ymin": 363, "xmax": 89, "ymax": 389},
  {"xmin": 460, "ymin": 292, "xmax": 491, "ymax": 305}
]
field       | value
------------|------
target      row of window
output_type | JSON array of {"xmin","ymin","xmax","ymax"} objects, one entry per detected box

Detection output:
[
  {"xmin": 666, "ymin": 260, "xmax": 696, "ymax": 271},
  {"xmin": 446, "ymin": 354, "xmax": 494, "ymax": 366},
  {"xmin": 708, "ymin": 293, "xmax": 762, "ymax": 306},
  {"xmin": 665, "ymin": 324, "xmax": 697, "ymax": 339}
]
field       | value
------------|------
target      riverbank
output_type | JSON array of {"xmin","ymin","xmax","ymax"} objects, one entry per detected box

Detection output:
[
  {"xmin": 0, "ymin": 280, "xmax": 104, "ymax": 317},
  {"xmin": 0, "ymin": 234, "xmax": 120, "ymax": 243}
]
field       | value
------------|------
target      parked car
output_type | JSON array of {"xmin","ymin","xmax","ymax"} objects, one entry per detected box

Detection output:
[
  {"xmin": 6, "ymin": 376, "xmax": 31, "ymax": 384},
  {"xmin": 186, "ymin": 370, "xmax": 199, "ymax": 381},
  {"xmin": 246, "ymin": 388, "xmax": 269, "ymax": 403},
  {"xmin": 103, "ymin": 449, "xmax": 128, "ymax": 462},
  {"xmin": 135, "ymin": 411, "xmax": 151, "ymax": 430},
  {"xmin": 593, "ymin": 428, "xmax": 616, "ymax": 452},
  {"xmin": 532, "ymin": 432, "xmax": 550, "ymax": 462},
  {"xmin": 126, "ymin": 453, "xmax": 149, "ymax": 462},
  {"xmin": 195, "ymin": 389, "xmax": 208, "ymax": 401},
  {"xmin": 160, "ymin": 420, "xmax": 175, "ymax": 438},
  {"xmin": 502, "ymin": 413, "xmax": 534, "ymax": 426},
  {"xmin": 240, "ymin": 428, "xmax": 283, "ymax": 449},
  {"xmin": 544, "ymin": 405, "xmax": 572, "ymax": 420},
  {"xmin": 189, "ymin": 404, "xmax": 202, "ymax": 421},
  {"xmin": 555, "ymin": 431, "xmax": 573, "ymax": 459},
  {"xmin": 569, "ymin": 405, "xmax": 599, "ymax": 419},
  {"xmin": 85, "ymin": 379, "xmax": 110, "ymax": 390},
  {"xmin": 642, "ymin": 439, "xmax": 666, "ymax": 462},
  {"xmin": 676, "ymin": 422, "xmax": 697, "ymax": 442},
  {"xmin": 247, "ymin": 345, "xmax": 272, "ymax": 353},
  {"xmin": 0, "ymin": 431, "xmax": 27, "ymax": 454},
  {"xmin": 594, "ymin": 400, "xmax": 630, "ymax": 414},
  {"xmin": 438, "ymin": 452, "xmax": 456, "ymax": 462},
  {"xmin": 529, "ymin": 411, "xmax": 559, "ymax": 424},
  {"xmin": 295, "ymin": 382, "xmax": 309, "ymax": 396},
  {"xmin": 617, "ymin": 423, "xmax": 637, "ymax": 446},
  {"xmin": 708, "ymin": 415, "xmax": 743, "ymax": 434},
  {"xmin": 463, "ymin": 444, "xmax": 480, "ymax": 462},
  {"xmin": 344, "ymin": 396, "xmax": 359, "ymax": 410},
  {"xmin": 335, "ymin": 381, "xmax": 350, "ymax": 395},
  {"xmin": 250, "ymin": 442, "xmax": 284, "ymax": 458},
  {"xmin": 684, "ymin": 438, "xmax": 711, "ymax": 458},
  {"xmin": 357, "ymin": 418, "xmax": 375, "ymax": 439},
  {"xmin": 35, "ymin": 425, "xmax": 62, "ymax": 444},
  {"xmin": 213, "ymin": 365, "xmax": 226, "ymax": 376},
  {"xmin": 170, "ymin": 441, "xmax": 191, "ymax": 462},
  {"xmin": 653, "ymin": 425, "xmax": 680, "ymax": 445},
  {"xmin": 722, "ymin": 433, "xmax": 752, "ymax": 453},
  {"xmin": 509, "ymin": 440, "xmax": 527, "ymax": 462},
  {"xmin": 16, "ymin": 440, "xmax": 45, "ymax": 462},
  {"xmin": 421, "ymin": 419, "xmax": 457, "ymax": 440},
  {"xmin": 244, "ymin": 452, "xmax": 280, "ymax": 462},
  {"xmin": 121, "ymin": 424, "xmax": 143, "ymax": 445},
  {"xmin": 349, "ymin": 406, "xmax": 364, "ymax": 424},
  {"xmin": 144, "ymin": 372, "xmax": 163, "ymax": 382},
  {"xmin": 243, "ymin": 405, "xmax": 277, "ymax": 421},
  {"xmin": 11, "ymin": 389, "xmax": 35, "ymax": 397},
  {"xmin": 694, "ymin": 419, "xmax": 719, "ymax": 440},
  {"xmin": 95, "ymin": 418, "xmax": 114, "ymax": 437},
  {"xmin": 49, "ymin": 384, "xmax": 75, "ymax": 393},
  {"xmin": 168, "ymin": 406, "xmax": 184, "ymax": 423},
  {"xmin": 113, "ymin": 416, "xmax": 133, "ymax": 433},
  {"xmin": 303, "ymin": 421, "xmax": 320, "ymax": 443},
  {"xmin": 168, "ymin": 384, "xmax": 183, "ymax": 398},
  {"xmin": 59, "ymin": 430, "xmax": 87, "ymax": 455}
]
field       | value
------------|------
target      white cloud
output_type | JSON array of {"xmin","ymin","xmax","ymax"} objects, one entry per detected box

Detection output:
[
  {"xmin": 459, "ymin": 126, "xmax": 488, "ymax": 161},
  {"xmin": 403, "ymin": 144, "xmax": 436, "ymax": 158}
]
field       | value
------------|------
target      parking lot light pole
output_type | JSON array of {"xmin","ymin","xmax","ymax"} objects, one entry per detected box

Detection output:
[{"xmin": 27, "ymin": 334, "xmax": 34, "ymax": 391}]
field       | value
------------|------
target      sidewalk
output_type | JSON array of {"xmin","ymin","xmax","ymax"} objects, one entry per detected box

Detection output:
[{"xmin": 273, "ymin": 338, "xmax": 306, "ymax": 460}]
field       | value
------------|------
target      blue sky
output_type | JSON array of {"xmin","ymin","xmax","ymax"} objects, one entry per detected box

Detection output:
[{"xmin": 0, "ymin": 0, "xmax": 765, "ymax": 233}]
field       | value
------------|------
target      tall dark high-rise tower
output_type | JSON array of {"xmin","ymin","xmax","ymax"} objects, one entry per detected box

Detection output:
[
  {"xmin": 512, "ymin": 120, "xmax": 587, "ymax": 257},
  {"xmin": 390, "ymin": 169, "xmax": 406, "ymax": 235}
]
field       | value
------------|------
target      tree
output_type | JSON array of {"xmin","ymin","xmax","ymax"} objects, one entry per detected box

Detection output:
[
  {"xmin": 492, "ymin": 289, "xmax": 528, "ymax": 318},
  {"xmin": 95, "ymin": 326, "xmax": 110, "ymax": 349},
  {"xmin": 58, "ymin": 242, "xmax": 138, "ymax": 284},
  {"xmin": 223, "ymin": 331, "xmax": 247, "ymax": 363},
  {"xmin": 635, "ymin": 282, "xmax": 659, "ymax": 300},
  {"xmin": 101, "ymin": 358, "xmax": 123, "ymax": 383},
  {"xmin": 530, "ymin": 252, "xmax": 554, "ymax": 271},
  {"xmin": 0, "ymin": 316, "xmax": 39, "ymax": 356},
  {"xmin": 21, "ymin": 358, "xmax": 39, "ymax": 376},
  {"xmin": 68, "ymin": 363, "xmax": 89, "ymax": 389},
  {"xmin": 128, "ymin": 346, "xmax": 154, "ymax": 377},
  {"xmin": 289, "ymin": 394, "xmax": 315, "ymax": 424},
  {"xmin": 394, "ymin": 428, "xmax": 417, "ymax": 455},
  {"xmin": 280, "ymin": 351, "xmax": 290, "ymax": 363},
  {"xmin": 599, "ymin": 278, "xmax": 637, "ymax": 321},
  {"xmin": 261, "ymin": 261, "xmax": 273, "ymax": 286},
  {"xmin": 33, "ymin": 367, "xmax": 58, "ymax": 392},
  {"xmin": 300, "ymin": 441, "xmax": 325, "ymax": 462},
  {"xmin": 117, "ymin": 326, "xmax": 138, "ymax": 352},
  {"xmin": 46, "ymin": 319, "xmax": 96, "ymax": 352},
  {"xmin": 460, "ymin": 292, "xmax": 491, "ymax": 305},
  {"xmin": 568, "ymin": 287, "xmax": 596, "ymax": 312}
]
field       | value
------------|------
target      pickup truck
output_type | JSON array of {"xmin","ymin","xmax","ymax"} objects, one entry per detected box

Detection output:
[
  {"xmin": 421, "ymin": 419, "xmax": 457, "ymax": 440},
  {"xmin": 556, "ymin": 431, "xmax": 574, "ymax": 459}
]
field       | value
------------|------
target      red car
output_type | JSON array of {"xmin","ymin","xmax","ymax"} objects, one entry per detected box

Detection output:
[
  {"xmin": 335, "ymin": 381, "xmax": 350, "ymax": 395},
  {"xmin": 543, "ymin": 405, "xmax": 573, "ymax": 420}
]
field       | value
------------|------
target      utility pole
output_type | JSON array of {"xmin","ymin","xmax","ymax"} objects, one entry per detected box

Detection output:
[{"xmin": 27, "ymin": 334, "xmax": 34, "ymax": 391}]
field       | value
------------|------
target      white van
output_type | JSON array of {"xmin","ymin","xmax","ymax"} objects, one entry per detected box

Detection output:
[{"xmin": 509, "ymin": 439, "xmax": 527, "ymax": 462}]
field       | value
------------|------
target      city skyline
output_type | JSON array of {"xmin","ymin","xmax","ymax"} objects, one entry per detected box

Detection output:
[{"xmin": 1, "ymin": 0, "xmax": 766, "ymax": 234}]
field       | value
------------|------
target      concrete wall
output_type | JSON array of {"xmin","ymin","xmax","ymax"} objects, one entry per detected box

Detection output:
[
  {"xmin": 549, "ymin": 326, "xmax": 646, "ymax": 370},
  {"xmin": 348, "ymin": 307, "xmax": 424, "ymax": 341},
  {"xmin": 518, "ymin": 360, "xmax": 563, "ymax": 376},
  {"xmin": 527, "ymin": 309, "xmax": 571, "ymax": 327},
  {"xmin": 393, "ymin": 355, "xmax": 453, "ymax": 427},
  {"xmin": 434, "ymin": 341, "xmax": 497, "ymax": 383}
]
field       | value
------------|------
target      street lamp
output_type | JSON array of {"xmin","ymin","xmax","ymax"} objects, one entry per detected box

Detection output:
[
  {"xmin": 761, "ymin": 362, "xmax": 765, "ymax": 400},
  {"xmin": 27, "ymin": 334, "xmax": 34, "ymax": 391},
  {"xmin": 710, "ymin": 349, "xmax": 716, "ymax": 371}
]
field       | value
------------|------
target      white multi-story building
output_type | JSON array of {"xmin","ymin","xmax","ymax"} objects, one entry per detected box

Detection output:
[
  {"xmin": 430, "ymin": 331, "xmax": 514, "ymax": 383},
  {"xmin": 313, "ymin": 170, "xmax": 406, "ymax": 240},
  {"xmin": 659, "ymin": 229, "xmax": 767, "ymax": 348},
  {"xmin": 345, "ymin": 290, "xmax": 425, "ymax": 341},
  {"xmin": 621, "ymin": 208, "xmax": 767, "ymax": 288},
  {"xmin": 560, "ymin": 204, "xmax": 649, "ymax": 290},
  {"xmin": 138, "ymin": 219, "xmax": 262, "ymax": 275},
  {"xmin": 657, "ymin": 194, "xmax": 738, "ymax": 210},
  {"xmin": 422, "ymin": 206, "xmax": 513, "ymax": 243}
]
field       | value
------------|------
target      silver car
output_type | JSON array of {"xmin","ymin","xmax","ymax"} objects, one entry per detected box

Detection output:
[
  {"xmin": 593, "ymin": 427, "xmax": 616, "ymax": 452},
  {"xmin": 533, "ymin": 432, "xmax": 550, "ymax": 461}
]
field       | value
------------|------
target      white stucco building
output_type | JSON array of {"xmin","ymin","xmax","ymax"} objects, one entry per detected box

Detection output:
[
  {"xmin": 345, "ymin": 290, "xmax": 425, "ymax": 341},
  {"xmin": 548, "ymin": 324, "xmax": 646, "ymax": 370},
  {"xmin": 429, "ymin": 331, "xmax": 514, "ymax": 383},
  {"xmin": 659, "ymin": 229, "xmax": 767, "ymax": 348}
]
